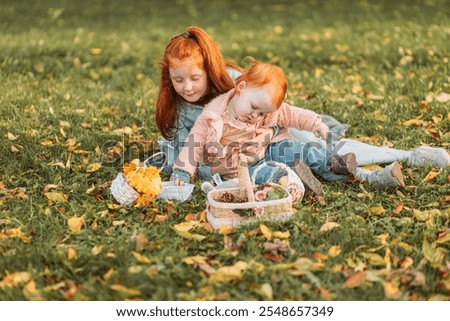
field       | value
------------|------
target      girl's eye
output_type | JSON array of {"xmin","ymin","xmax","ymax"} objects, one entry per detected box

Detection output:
[{"xmin": 191, "ymin": 77, "xmax": 200, "ymax": 81}]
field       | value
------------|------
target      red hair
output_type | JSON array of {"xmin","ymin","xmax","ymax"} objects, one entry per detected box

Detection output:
[
  {"xmin": 156, "ymin": 26, "xmax": 240, "ymax": 140},
  {"xmin": 235, "ymin": 60, "xmax": 287, "ymax": 109}
]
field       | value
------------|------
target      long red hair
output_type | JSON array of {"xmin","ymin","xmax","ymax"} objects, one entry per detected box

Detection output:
[
  {"xmin": 236, "ymin": 59, "xmax": 287, "ymax": 108},
  {"xmin": 156, "ymin": 26, "xmax": 239, "ymax": 140}
]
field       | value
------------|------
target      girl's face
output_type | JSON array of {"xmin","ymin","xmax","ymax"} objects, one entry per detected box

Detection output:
[
  {"xmin": 230, "ymin": 82, "xmax": 277, "ymax": 123},
  {"xmin": 169, "ymin": 59, "xmax": 208, "ymax": 103}
]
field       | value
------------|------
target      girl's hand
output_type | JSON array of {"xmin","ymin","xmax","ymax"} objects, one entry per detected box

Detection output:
[
  {"xmin": 314, "ymin": 122, "xmax": 329, "ymax": 140},
  {"xmin": 170, "ymin": 169, "xmax": 190, "ymax": 186},
  {"xmin": 172, "ymin": 178, "xmax": 184, "ymax": 186}
]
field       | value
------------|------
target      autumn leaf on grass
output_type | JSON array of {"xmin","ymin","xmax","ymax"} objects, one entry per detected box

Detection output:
[
  {"xmin": 436, "ymin": 230, "xmax": 450, "ymax": 245},
  {"xmin": 383, "ymin": 281, "xmax": 402, "ymax": 299},
  {"xmin": 403, "ymin": 118, "xmax": 424, "ymax": 126},
  {"xmin": 173, "ymin": 221, "xmax": 206, "ymax": 241},
  {"xmin": 67, "ymin": 247, "xmax": 76, "ymax": 260},
  {"xmin": 328, "ymin": 245, "xmax": 341, "ymax": 257},
  {"xmin": 422, "ymin": 239, "xmax": 445, "ymax": 267},
  {"xmin": 250, "ymin": 283, "xmax": 273, "ymax": 300},
  {"xmin": 413, "ymin": 208, "xmax": 441, "ymax": 226},
  {"xmin": 132, "ymin": 251, "xmax": 151, "ymax": 264},
  {"xmin": 319, "ymin": 221, "xmax": 341, "ymax": 233},
  {"xmin": 259, "ymin": 223, "xmax": 290, "ymax": 240},
  {"xmin": 368, "ymin": 205, "xmax": 386, "ymax": 216},
  {"xmin": 110, "ymin": 284, "xmax": 141, "ymax": 297},
  {"xmin": 343, "ymin": 271, "xmax": 367, "ymax": 288},
  {"xmin": 44, "ymin": 191, "xmax": 68, "ymax": 205},
  {"xmin": 209, "ymin": 261, "xmax": 247, "ymax": 283},
  {"xmin": 0, "ymin": 272, "xmax": 32, "ymax": 288},
  {"xmin": 68, "ymin": 216, "xmax": 84, "ymax": 233},
  {"xmin": 0, "ymin": 227, "xmax": 30, "ymax": 242},
  {"xmin": 421, "ymin": 169, "xmax": 440, "ymax": 183},
  {"xmin": 86, "ymin": 162, "xmax": 102, "ymax": 173}
]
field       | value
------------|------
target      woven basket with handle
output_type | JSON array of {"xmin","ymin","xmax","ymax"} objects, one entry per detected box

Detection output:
[{"xmin": 206, "ymin": 154, "xmax": 294, "ymax": 229}]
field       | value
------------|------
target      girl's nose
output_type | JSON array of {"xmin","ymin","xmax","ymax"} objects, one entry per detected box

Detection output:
[{"xmin": 184, "ymin": 81, "xmax": 193, "ymax": 91}]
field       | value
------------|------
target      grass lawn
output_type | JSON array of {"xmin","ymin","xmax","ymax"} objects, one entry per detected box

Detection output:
[{"xmin": 0, "ymin": 0, "xmax": 449, "ymax": 301}]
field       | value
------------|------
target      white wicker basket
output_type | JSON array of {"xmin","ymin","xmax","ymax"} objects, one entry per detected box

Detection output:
[
  {"xmin": 206, "ymin": 155, "xmax": 294, "ymax": 229},
  {"xmin": 110, "ymin": 172, "xmax": 140, "ymax": 205},
  {"xmin": 158, "ymin": 181, "xmax": 194, "ymax": 202},
  {"xmin": 110, "ymin": 153, "xmax": 194, "ymax": 204}
]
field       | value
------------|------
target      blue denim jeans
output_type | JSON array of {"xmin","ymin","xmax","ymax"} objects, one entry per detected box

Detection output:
[{"xmin": 248, "ymin": 139, "xmax": 347, "ymax": 183}]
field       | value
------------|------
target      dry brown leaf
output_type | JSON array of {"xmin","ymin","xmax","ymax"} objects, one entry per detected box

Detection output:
[
  {"xmin": 343, "ymin": 271, "xmax": 367, "ymax": 288},
  {"xmin": 135, "ymin": 233, "xmax": 148, "ymax": 251}
]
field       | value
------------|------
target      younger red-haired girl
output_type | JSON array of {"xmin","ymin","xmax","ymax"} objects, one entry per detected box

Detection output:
[{"xmin": 170, "ymin": 60, "xmax": 356, "ymax": 200}]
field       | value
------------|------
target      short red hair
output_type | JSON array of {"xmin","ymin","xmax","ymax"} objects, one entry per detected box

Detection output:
[{"xmin": 235, "ymin": 60, "xmax": 287, "ymax": 109}]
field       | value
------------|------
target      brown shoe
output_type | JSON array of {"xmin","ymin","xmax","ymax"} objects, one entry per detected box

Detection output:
[
  {"xmin": 293, "ymin": 160, "xmax": 324, "ymax": 196},
  {"xmin": 329, "ymin": 153, "xmax": 357, "ymax": 176}
]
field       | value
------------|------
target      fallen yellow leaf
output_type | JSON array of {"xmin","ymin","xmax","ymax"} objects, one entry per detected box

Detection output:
[
  {"xmin": 421, "ymin": 169, "xmax": 440, "ymax": 183},
  {"xmin": 0, "ymin": 272, "xmax": 32, "ymax": 288},
  {"xmin": 66, "ymin": 247, "xmax": 76, "ymax": 260},
  {"xmin": 68, "ymin": 216, "xmax": 84, "ymax": 233},
  {"xmin": 369, "ymin": 205, "xmax": 386, "ymax": 215},
  {"xmin": 132, "ymin": 251, "xmax": 151, "ymax": 264},
  {"xmin": 383, "ymin": 281, "xmax": 402, "ymax": 299},
  {"xmin": 259, "ymin": 224, "xmax": 272, "ymax": 240},
  {"xmin": 86, "ymin": 162, "xmax": 102, "ymax": 172},
  {"xmin": 328, "ymin": 245, "xmax": 341, "ymax": 257},
  {"xmin": 272, "ymin": 231, "xmax": 291, "ymax": 239},
  {"xmin": 110, "ymin": 284, "xmax": 141, "ymax": 297},
  {"xmin": 319, "ymin": 221, "xmax": 341, "ymax": 232}
]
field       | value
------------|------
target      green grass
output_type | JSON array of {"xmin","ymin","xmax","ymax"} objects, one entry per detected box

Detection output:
[{"xmin": 0, "ymin": 0, "xmax": 449, "ymax": 301}]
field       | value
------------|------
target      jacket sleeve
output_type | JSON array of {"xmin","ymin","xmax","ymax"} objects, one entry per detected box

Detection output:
[
  {"xmin": 275, "ymin": 102, "xmax": 322, "ymax": 132},
  {"xmin": 172, "ymin": 115, "xmax": 209, "ymax": 177}
]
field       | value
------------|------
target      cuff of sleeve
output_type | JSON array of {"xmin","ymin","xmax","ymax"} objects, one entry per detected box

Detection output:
[{"xmin": 197, "ymin": 164, "xmax": 213, "ymax": 181}]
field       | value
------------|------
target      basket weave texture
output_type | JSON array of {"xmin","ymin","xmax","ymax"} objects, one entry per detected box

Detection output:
[
  {"xmin": 206, "ymin": 155, "xmax": 294, "ymax": 229},
  {"xmin": 110, "ymin": 173, "xmax": 140, "ymax": 205}
]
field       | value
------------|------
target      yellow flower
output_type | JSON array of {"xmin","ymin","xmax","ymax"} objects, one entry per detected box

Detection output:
[{"xmin": 123, "ymin": 159, "xmax": 162, "ymax": 201}]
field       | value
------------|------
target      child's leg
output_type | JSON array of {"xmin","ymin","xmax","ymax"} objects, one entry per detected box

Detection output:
[
  {"xmin": 289, "ymin": 128, "xmax": 449, "ymax": 167},
  {"xmin": 288, "ymin": 129, "xmax": 407, "ymax": 166},
  {"xmin": 266, "ymin": 139, "xmax": 346, "ymax": 182},
  {"xmin": 248, "ymin": 160, "xmax": 287, "ymax": 185}
]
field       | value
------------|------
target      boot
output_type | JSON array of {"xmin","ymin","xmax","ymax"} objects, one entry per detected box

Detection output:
[
  {"xmin": 329, "ymin": 152, "xmax": 357, "ymax": 176},
  {"xmin": 365, "ymin": 161, "xmax": 405, "ymax": 188},
  {"xmin": 407, "ymin": 146, "xmax": 450, "ymax": 168},
  {"xmin": 293, "ymin": 160, "xmax": 324, "ymax": 196}
]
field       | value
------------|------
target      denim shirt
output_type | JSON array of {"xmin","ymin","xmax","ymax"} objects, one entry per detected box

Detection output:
[{"xmin": 158, "ymin": 68, "xmax": 242, "ymax": 181}]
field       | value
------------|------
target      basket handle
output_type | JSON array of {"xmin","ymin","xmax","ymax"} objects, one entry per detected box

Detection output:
[
  {"xmin": 143, "ymin": 152, "xmax": 168, "ymax": 171},
  {"xmin": 237, "ymin": 154, "xmax": 255, "ymax": 202}
]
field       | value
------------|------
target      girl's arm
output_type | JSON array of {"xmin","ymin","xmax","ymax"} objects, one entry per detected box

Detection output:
[
  {"xmin": 171, "ymin": 115, "xmax": 209, "ymax": 184},
  {"xmin": 275, "ymin": 103, "xmax": 329, "ymax": 139}
]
